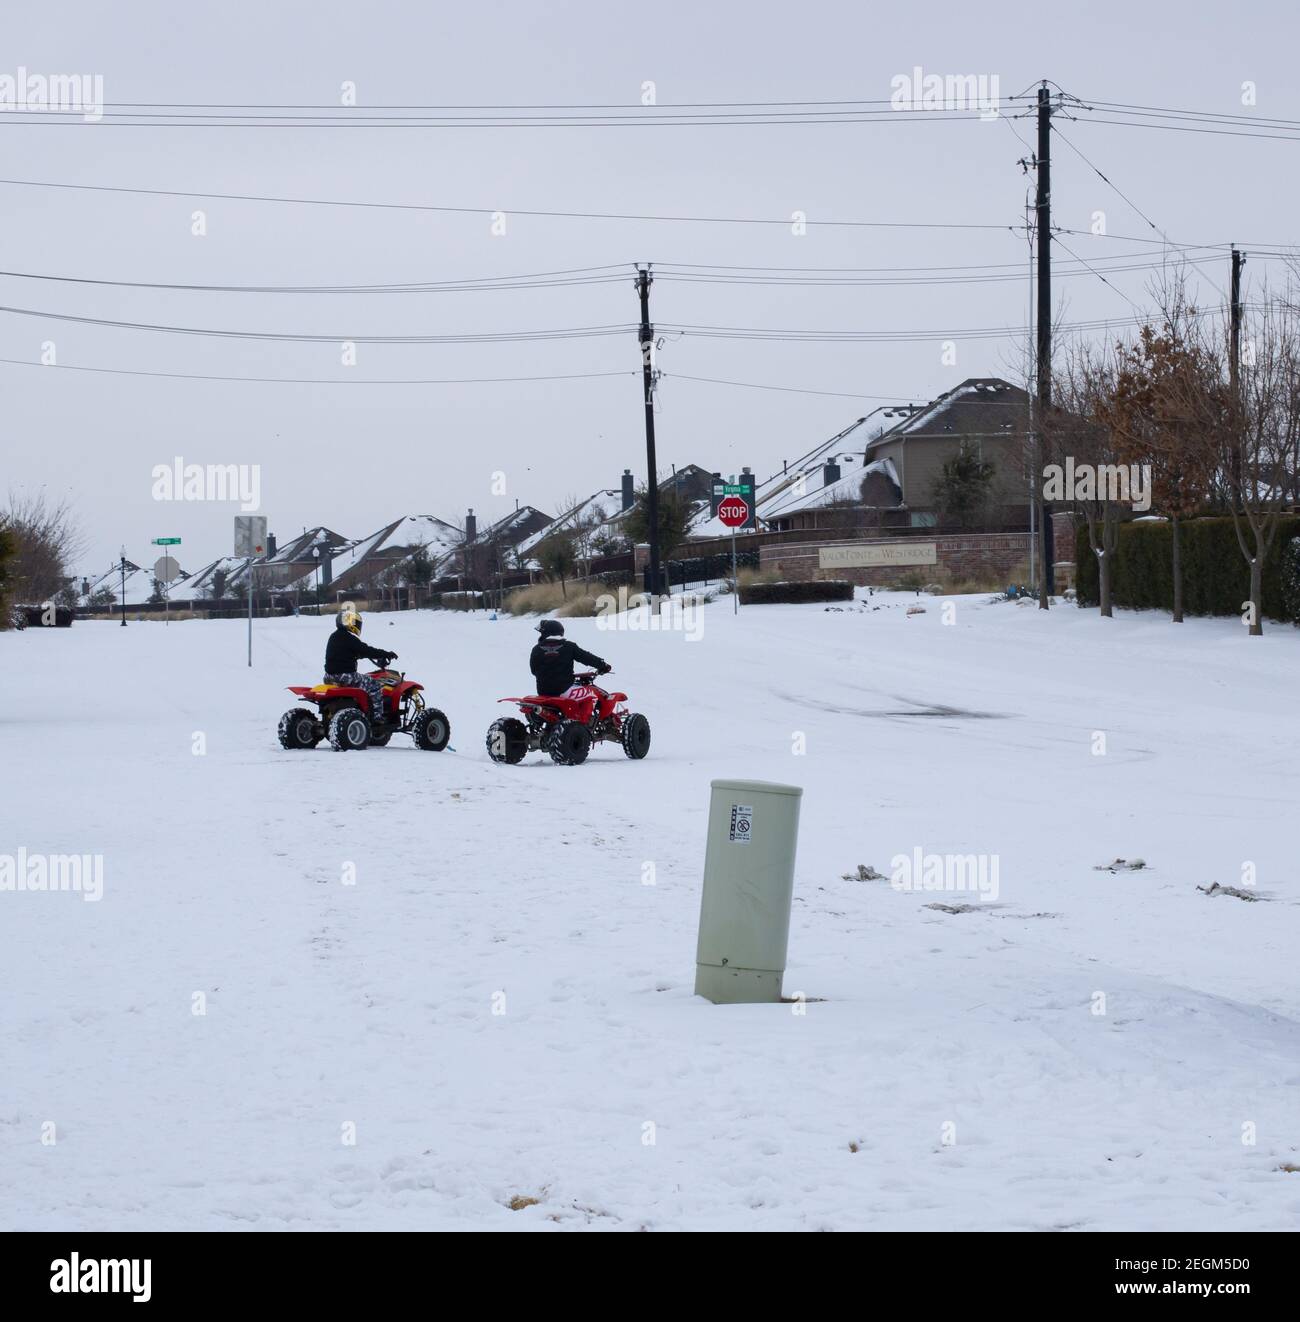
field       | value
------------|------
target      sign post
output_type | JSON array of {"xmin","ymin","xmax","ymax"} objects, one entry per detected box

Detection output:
[
  {"xmin": 151, "ymin": 538, "xmax": 181, "ymax": 626},
  {"xmin": 717, "ymin": 489, "xmax": 750, "ymax": 615},
  {"xmin": 234, "ymin": 516, "xmax": 268, "ymax": 667}
]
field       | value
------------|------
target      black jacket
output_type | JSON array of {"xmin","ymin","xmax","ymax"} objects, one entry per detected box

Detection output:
[
  {"xmin": 325, "ymin": 626, "xmax": 390, "ymax": 675},
  {"xmin": 529, "ymin": 637, "xmax": 608, "ymax": 696}
]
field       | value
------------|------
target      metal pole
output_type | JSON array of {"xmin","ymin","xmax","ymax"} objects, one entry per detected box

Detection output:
[
  {"xmin": 247, "ymin": 556, "xmax": 253, "ymax": 666},
  {"xmin": 119, "ymin": 551, "xmax": 127, "ymax": 626},
  {"xmin": 732, "ymin": 529, "xmax": 739, "ymax": 614}
]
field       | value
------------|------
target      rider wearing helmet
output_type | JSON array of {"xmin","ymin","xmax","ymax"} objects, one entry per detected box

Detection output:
[
  {"xmin": 324, "ymin": 606, "xmax": 397, "ymax": 728},
  {"xmin": 529, "ymin": 619, "xmax": 610, "ymax": 697}
]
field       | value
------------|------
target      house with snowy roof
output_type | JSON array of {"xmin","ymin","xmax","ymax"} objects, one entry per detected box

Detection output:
[
  {"xmin": 516, "ymin": 489, "xmax": 628, "ymax": 569},
  {"xmin": 257, "ymin": 526, "xmax": 353, "ymax": 590},
  {"xmin": 328, "ymin": 514, "xmax": 463, "ymax": 597},
  {"xmin": 863, "ymin": 378, "xmax": 1030, "ymax": 517}
]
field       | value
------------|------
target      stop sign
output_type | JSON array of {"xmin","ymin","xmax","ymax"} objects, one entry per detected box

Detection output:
[{"xmin": 718, "ymin": 495, "xmax": 749, "ymax": 529}]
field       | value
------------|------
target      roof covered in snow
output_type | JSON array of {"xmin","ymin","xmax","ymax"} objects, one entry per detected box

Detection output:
[
  {"xmin": 329, "ymin": 514, "xmax": 462, "ymax": 584},
  {"xmin": 686, "ymin": 406, "xmax": 917, "ymax": 538},
  {"xmin": 760, "ymin": 456, "xmax": 901, "ymax": 519},
  {"xmin": 516, "ymin": 490, "xmax": 624, "ymax": 561},
  {"xmin": 866, "ymin": 378, "xmax": 1028, "ymax": 449}
]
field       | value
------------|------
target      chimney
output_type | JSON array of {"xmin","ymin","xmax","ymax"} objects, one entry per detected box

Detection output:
[
  {"xmin": 266, "ymin": 533, "xmax": 277, "ymax": 558},
  {"xmin": 823, "ymin": 459, "xmax": 841, "ymax": 487},
  {"xmin": 465, "ymin": 508, "xmax": 477, "ymax": 541},
  {"xmin": 321, "ymin": 552, "xmax": 333, "ymax": 588},
  {"xmin": 621, "ymin": 469, "xmax": 635, "ymax": 510}
]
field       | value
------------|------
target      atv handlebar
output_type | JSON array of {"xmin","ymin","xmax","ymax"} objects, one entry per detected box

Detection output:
[{"xmin": 575, "ymin": 669, "xmax": 612, "ymax": 682}]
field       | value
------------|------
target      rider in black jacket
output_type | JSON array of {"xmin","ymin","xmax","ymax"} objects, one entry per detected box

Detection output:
[
  {"xmin": 529, "ymin": 620, "xmax": 609, "ymax": 697},
  {"xmin": 325, "ymin": 608, "xmax": 396, "ymax": 725}
]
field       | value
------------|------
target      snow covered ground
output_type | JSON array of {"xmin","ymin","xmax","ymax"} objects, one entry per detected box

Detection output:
[{"xmin": 2, "ymin": 592, "xmax": 1298, "ymax": 1231}]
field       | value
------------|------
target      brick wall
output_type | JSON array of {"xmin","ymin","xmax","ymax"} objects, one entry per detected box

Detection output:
[{"xmin": 760, "ymin": 532, "xmax": 1032, "ymax": 586}]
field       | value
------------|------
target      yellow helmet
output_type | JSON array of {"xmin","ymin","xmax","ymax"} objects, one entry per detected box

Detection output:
[{"xmin": 338, "ymin": 607, "xmax": 362, "ymax": 635}]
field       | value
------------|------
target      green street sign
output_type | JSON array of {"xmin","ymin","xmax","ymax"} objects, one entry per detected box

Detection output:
[
  {"xmin": 717, "ymin": 483, "xmax": 751, "ymax": 496},
  {"xmin": 151, "ymin": 537, "xmax": 182, "ymax": 545}
]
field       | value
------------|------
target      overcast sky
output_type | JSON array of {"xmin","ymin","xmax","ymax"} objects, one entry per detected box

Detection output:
[{"xmin": 4, "ymin": 0, "xmax": 1295, "ymax": 573}]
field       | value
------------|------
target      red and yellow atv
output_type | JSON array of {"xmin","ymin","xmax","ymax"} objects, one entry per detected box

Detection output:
[
  {"xmin": 279, "ymin": 668, "xmax": 450, "ymax": 752},
  {"xmin": 486, "ymin": 671, "xmax": 650, "ymax": 766}
]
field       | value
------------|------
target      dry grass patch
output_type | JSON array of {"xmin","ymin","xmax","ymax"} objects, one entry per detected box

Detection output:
[{"xmin": 503, "ymin": 579, "xmax": 619, "ymax": 617}]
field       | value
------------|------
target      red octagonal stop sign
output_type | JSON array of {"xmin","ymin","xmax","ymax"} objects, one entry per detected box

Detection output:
[{"xmin": 718, "ymin": 495, "xmax": 749, "ymax": 528}]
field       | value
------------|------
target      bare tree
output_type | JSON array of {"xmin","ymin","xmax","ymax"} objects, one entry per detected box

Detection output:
[
  {"xmin": 1045, "ymin": 343, "xmax": 1124, "ymax": 617},
  {"xmin": 1, "ymin": 491, "xmax": 85, "ymax": 604},
  {"xmin": 1221, "ymin": 291, "xmax": 1300, "ymax": 635}
]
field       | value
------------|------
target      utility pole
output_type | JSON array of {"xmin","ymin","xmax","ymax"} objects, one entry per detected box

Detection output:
[
  {"xmin": 1035, "ymin": 82, "xmax": 1056, "ymax": 607},
  {"xmin": 1229, "ymin": 245, "xmax": 1246, "ymax": 501},
  {"xmin": 247, "ymin": 558, "xmax": 254, "ymax": 666},
  {"xmin": 636, "ymin": 265, "xmax": 662, "ymax": 607},
  {"xmin": 119, "ymin": 548, "xmax": 127, "ymax": 627}
]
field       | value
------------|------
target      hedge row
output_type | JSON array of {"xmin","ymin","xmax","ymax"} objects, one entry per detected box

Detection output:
[
  {"xmin": 739, "ymin": 579, "xmax": 854, "ymax": 605},
  {"xmin": 1075, "ymin": 516, "xmax": 1300, "ymax": 621}
]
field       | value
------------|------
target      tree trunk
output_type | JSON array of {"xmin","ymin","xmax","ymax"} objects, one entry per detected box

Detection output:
[
  {"xmin": 1097, "ymin": 550, "xmax": 1112, "ymax": 618},
  {"xmin": 1037, "ymin": 495, "xmax": 1050, "ymax": 610},
  {"xmin": 1171, "ymin": 514, "xmax": 1183, "ymax": 623},
  {"xmin": 1249, "ymin": 558, "xmax": 1263, "ymax": 636}
]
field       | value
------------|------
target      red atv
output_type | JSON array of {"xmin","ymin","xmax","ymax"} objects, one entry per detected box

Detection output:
[
  {"xmin": 279, "ymin": 667, "xmax": 450, "ymax": 752},
  {"xmin": 487, "ymin": 671, "xmax": 650, "ymax": 766}
]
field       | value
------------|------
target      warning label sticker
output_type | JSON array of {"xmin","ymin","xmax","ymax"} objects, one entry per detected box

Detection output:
[{"xmin": 729, "ymin": 804, "xmax": 753, "ymax": 844}]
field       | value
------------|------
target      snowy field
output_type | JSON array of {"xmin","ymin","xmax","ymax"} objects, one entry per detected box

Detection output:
[{"xmin": 2, "ymin": 592, "xmax": 1298, "ymax": 1231}]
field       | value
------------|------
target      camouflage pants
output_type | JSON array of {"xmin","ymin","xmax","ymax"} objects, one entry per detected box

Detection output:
[{"xmin": 324, "ymin": 673, "xmax": 386, "ymax": 723}]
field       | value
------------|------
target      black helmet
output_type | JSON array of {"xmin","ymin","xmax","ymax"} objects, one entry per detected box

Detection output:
[{"xmin": 536, "ymin": 619, "xmax": 564, "ymax": 638}]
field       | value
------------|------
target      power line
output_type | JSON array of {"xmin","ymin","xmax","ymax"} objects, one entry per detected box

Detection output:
[
  {"xmin": 0, "ymin": 106, "xmax": 1014, "ymax": 129},
  {"xmin": 662, "ymin": 372, "xmax": 926, "ymax": 401},
  {"xmin": 2, "ymin": 247, "xmax": 1285, "ymax": 298},
  {"xmin": 0, "ymin": 264, "xmax": 633, "ymax": 294},
  {"xmin": 0, "ymin": 356, "xmax": 638, "ymax": 386},
  {"xmin": 1050, "ymin": 235, "xmax": 1140, "ymax": 310},
  {"xmin": 1068, "ymin": 110, "xmax": 1300, "ymax": 143},
  {"xmin": 0, "ymin": 304, "xmax": 635, "ymax": 342},
  {"xmin": 1082, "ymin": 98, "xmax": 1300, "ymax": 132},
  {"xmin": 1050, "ymin": 123, "xmax": 1231, "ymax": 299},
  {"xmin": 0, "ymin": 177, "xmax": 1023, "ymax": 231}
]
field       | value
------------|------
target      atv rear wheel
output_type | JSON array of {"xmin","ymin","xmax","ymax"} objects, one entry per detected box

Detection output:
[
  {"xmin": 328, "ymin": 706, "xmax": 371, "ymax": 751},
  {"xmin": 278, "ymin": 707, "xmax": 322, "ymax": 750},
  {"xmin": 412, "ymin": 707, "xmax": 451, "ymax": 751},
  {"xmin": 620, "ymin": 712, "xmax": 651, "ymax": 760},
  {"xmin": 486, "ymin": 716, "xmax": 528, "ymax": 764},
  {"xmin": 546, "ymin": 719, "xmax": 592, "ymax": 766}
]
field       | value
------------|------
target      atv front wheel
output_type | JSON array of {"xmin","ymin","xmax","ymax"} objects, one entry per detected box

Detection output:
[
  {"xmin": 328, "ymin": 706, "xmax": 371, "ymax": 751},
  {"xmin": 278, "ymin": 707, "xmax": 322, "ymax": 750},
  {"xmin": 486, "ymin": 716, "xmax": 528, "ymax": 764},
  {"xmin": 546, "ymin": 719, "xmax": 592, "ymax": 766},
  {"xmin": 620, "ymin": 712, "xmax": 651, "ymax": 760},
  {"xmin": 412, "ymin": 708, "xmax": 451, "ymax": 751}
]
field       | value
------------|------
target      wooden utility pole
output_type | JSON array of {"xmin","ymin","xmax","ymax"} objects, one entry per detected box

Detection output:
[
  {"xmin": 636, "ymin": 266, "xmax": 662, "ymax": 606},
  {"xmin": 1035, "ymin": 82, "xmax": 1055, "ymax": 608}
]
